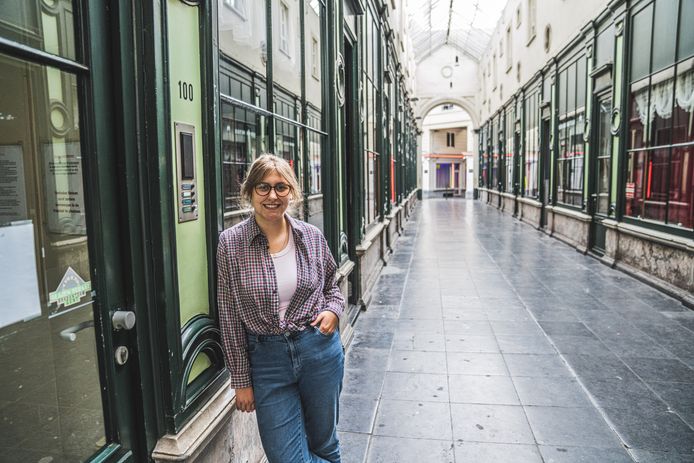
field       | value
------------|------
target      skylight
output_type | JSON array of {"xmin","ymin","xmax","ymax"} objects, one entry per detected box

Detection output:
[{"xmin": 408, "ymin": 0, "xmax": 508, "ymax": 63}]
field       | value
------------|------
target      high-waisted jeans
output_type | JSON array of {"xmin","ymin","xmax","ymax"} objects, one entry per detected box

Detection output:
[{"xmin": 247, "ymin": 326, "xmax": 344, "ymax": 463}]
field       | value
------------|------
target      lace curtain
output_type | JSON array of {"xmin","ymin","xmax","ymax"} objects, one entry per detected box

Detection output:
[
  {"xmin": 676, "ymin": 68, "xmax": 694, "ymax": 136},
  {"xmin": 633, "ymin": 67, "xmax": 694, "ymax": 140}
]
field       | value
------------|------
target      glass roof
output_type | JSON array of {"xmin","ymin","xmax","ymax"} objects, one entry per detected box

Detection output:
[{"xmin": 408, "ymin": 0, "xmax": 508, "ymax": 63}]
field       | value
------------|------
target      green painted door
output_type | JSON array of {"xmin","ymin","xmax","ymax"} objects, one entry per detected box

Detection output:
[
  {"xmin": 0, "ymin": 3, "xmax": 139, "ymax": 462},
  {"xmin": 589, "ymin": 92, "xmax": 613, "ymax": 254}
]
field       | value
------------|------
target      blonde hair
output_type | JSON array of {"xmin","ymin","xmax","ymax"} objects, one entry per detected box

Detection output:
[{"xmin": 240, "ymin": 154, "xmax": 303, "ymax": 213}]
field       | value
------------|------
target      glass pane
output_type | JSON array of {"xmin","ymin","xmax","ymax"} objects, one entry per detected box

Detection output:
[
  {"xmin": 651, "ymin": 0, "xmax": 677, "ymax": 72},
  {"xmin": 597, "ymin": 97, "xmax": 612, "ymax": 215},
  {"xmin": 678, "ymin": 0, "xmax": 694, "ymax": 60},
  {"xmin": 0, "ymin": 54, "xmax": 105, "ymax": 461},
  {"xmin": 0, "ymin": 0, "xmax": 76, "ymax": 61},
  {"xmin": 219, "ymin": 0, "xmax": 267, "ymax": 78},
  {"xmin": 221, "ymin": 103, "xmax": 267, "ymax": 211},
  {"xmin": 628, "ymin": 80, "xmax": 649, "ymax": 149},
  {"xmin": 307, "ymin": 110, "xmax": 322, "ymax": 195},
  {"xmin": 673, "ymin": 62, "xmax": 694, "ymax": 145},
  {"xmin": 625, "ymin": 150, "xmax": 646, "ymax": 218},
  {"xmin": 576, "ymin": 58, "xmax": 586, "ymax": 109},
  {"xmin": 305, "ymin": 1, "xmax": 323, "ymax": 112},
  {"xmin": 567, "ymin": 62, "xmax": 576, "ymax": 112},
  {"xmin": 631, "ymin": 4, "xmax": 653, "ymax": 82},
  {"xmin": 643, "ymin": 148, "xmax": 669, "ymax": 222},
  {"xmin": 668, "ymin": 145, "xmax": 693, "ymax": 229},
  {"xmin": 306, "ymin": 197, "xmax": 324, "ymax": 232},
  {"xmin": 595, "ymin": 24, "xmax": 615, "ymax": 68},
  {"xmin": 559, "ymin": 68, "xmax": 567, "ymax": 114},
  {"xmin": 273, "ymin": 0, "xmax": 301, "ymax": 97},
  {"xmin": 506, "ymin": 111, "xmax": 514, "ymax": 192},
  {"xmin": 649, "ymin": 68, "xmax": 675, "ymax": 147}
]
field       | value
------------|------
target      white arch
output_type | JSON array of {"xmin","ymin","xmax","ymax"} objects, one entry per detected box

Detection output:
[
  {"xmin": 415, "ymin": 97, "xmax": 480, "ymax": 131},
  {"xmin": 415, "ymin": 96, "xmax": 480, "ymax": 194}
]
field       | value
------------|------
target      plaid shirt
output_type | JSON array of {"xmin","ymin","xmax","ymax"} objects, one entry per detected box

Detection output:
[{"xmin": 217, "ymin": 214, "xmax": 345, "ymax": 389}]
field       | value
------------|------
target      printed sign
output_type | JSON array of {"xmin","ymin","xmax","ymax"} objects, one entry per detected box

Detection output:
[
  {"xmin": 49, "ymin": 267, "xmax": 91, "ymax": 309},
  {"xmin": 43, "ymin": 142, "xmax": 87, "ymax": 235},
  {"xmin": 0, "ymin": 145, "xmax": 28, "ymax": 225},
  {"xmin": 625, "ymin": 182, "xmax": 635, "ymax": 199}
]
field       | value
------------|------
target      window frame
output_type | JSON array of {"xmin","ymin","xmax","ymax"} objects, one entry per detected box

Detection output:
[
  {"xmin": 622, "ymin": 0, "xmax": 694, "ymax": 232},
  {"xmin": 279, "ymin": 1, "xmax": 290, "ymax": 56}
]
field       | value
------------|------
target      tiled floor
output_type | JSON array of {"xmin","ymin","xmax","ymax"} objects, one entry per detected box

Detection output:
[{"xmin": 339, "ymin": 199, "xmax": 694, "ymax": 463}]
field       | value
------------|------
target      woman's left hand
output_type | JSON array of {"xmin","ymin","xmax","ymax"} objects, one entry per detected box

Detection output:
[{"xmin": 310, "ymin": 311, "xmax": 339, "ymax": 335}]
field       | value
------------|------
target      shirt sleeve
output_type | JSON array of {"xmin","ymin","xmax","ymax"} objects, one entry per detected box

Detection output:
[
  {"xmin": 217, "ymin": 232, "xmax": 253, "ymax": 389},
  {"xmin": 319, "ymin": 233, "xmax": 345, "ymax": 318}
]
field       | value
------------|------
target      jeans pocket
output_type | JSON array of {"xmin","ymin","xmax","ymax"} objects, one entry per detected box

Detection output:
[{"xmin": 314, "ymin": 325, "xmax": 333, "ymax": 338}]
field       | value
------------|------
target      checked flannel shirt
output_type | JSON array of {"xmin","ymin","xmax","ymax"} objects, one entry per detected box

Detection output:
[{"xmin": 217, "ymin": 214, "xmax": 345, "ymax": 389}]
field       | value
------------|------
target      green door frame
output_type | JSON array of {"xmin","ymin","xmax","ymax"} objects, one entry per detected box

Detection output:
[
  {"xmin": 0, "ymin": 1, "xmax": 157, "ymax": 460},
  {"xmin": 343, "ymin": 28, "xmax": 363, "ymax": 304},
  {"xmin": 132, "ymin": 0, "xmax": 228, "ymax": 436}
]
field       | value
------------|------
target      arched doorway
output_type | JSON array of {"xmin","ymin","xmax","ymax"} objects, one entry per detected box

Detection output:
[{"xmin": 419, "ymin": 103, "xmax": 476, "ymax": 197}]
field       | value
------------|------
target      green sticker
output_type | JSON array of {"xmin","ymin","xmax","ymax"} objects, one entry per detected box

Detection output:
[{"xmin": 49, "ymin": 266, "xmax": 91, "ymax": 308}]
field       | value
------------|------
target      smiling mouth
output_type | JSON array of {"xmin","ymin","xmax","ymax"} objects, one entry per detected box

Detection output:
[{"xmin": 263, "ymin": 204, "xmax": 282, "ymax": 209}]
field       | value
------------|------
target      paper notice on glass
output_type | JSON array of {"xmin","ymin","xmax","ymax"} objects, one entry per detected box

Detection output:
[
  {"xmin": 0, "ymin": 221, "xmax": 42, "ymax": 328},
  {"xmin": 0, "ymin": 144, "xmax": 28, "ymax": 226}
]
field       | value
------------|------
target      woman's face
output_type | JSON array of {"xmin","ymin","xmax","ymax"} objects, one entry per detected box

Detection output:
[{"xmin": 251, "ymin": 170, "xmax": 292, "ymax": 224}]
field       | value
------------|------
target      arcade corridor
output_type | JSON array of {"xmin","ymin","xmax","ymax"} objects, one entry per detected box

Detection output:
[{"xmin": 339, "ymin": 198, "xmax": 694, "ymax": 463}]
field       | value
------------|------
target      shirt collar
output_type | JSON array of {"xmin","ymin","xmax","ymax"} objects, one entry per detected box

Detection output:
[{"xmin": 244, "ymin": 213, "xmax": 305, "ymax": 246}]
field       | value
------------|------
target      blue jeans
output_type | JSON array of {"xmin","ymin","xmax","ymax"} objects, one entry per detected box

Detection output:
[{"xmin": 248, "ymin": 326, "xmax": 344, "ymax": 463}]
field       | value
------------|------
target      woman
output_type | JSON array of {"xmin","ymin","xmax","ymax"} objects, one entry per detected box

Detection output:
[{"xmin": 217, "ymin": 154, "xmax": 345, "ymax": 463}]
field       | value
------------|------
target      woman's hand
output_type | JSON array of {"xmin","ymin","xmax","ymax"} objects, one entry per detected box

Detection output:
[
  {"xmin": 235, "ymin": 387, "xmax": 255, "ymax": 412},
  {"xmin": 311, "ymin": 311, "xmax": 339, "ymax": 335}
]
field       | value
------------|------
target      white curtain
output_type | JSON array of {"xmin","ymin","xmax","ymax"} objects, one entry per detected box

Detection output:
[
  {"xmin": 676, "ymin": 68, "xmax": 694, "ymax": 136},
  {"xmin": 652, "ymin": 79, "xmax": 674, "ymax": 120},
  {"xmin": 634, "ymin": 78, "xmax": 674, "ymax": 142}
]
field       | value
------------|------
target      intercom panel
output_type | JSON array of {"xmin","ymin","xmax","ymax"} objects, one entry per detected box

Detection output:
[{"xmin": 175, "ymin": 122, "xmax": 198, "ymax": 223}]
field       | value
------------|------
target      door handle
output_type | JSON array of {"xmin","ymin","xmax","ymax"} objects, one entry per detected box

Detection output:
[
  {"xmin": 112, "ymin": 310, "xmax": 136, "ymax": 331},
  {"xmin": 60, "ymin": 320, "xmax": 95, "ymax": 342}
]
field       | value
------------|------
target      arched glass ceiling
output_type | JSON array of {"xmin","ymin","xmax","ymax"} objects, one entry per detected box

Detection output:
[{"xmin": 408, "ymin": 0, "xmax": 508, "ymax": 63}]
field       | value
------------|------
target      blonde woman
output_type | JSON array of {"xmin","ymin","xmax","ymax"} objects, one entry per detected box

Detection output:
[{"xmin": 217, "ymin": 154, "xmax": 345, "ymax": 463}]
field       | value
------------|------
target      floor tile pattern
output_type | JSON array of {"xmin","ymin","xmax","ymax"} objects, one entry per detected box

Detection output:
[{"xmin": 339, "ymin": 199, "xmax": 694, "ymax": 463}]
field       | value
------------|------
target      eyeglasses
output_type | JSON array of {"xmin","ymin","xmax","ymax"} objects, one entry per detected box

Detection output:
[{"xmin": 254, "ymin": 182, "xmax": 291, "ymax": 197}]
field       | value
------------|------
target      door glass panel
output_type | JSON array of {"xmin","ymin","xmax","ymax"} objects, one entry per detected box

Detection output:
[
  {"xmin": 0, "ymin": 0, "xmax": 77, "ymax": 61},
  {"xmin": 0, "ymin": 54, "xmax": 105, "ymax": 462},
  {"xmin": 596, "ymin": 97, "xmax": 612, "ymax": 215}
]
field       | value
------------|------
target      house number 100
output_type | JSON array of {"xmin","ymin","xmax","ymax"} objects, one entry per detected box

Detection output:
[{"xmin": 178, "ymin": 81, "xmax": 194, "ymax": 101}]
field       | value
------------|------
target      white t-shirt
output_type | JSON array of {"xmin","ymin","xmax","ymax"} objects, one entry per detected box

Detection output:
[{"xmin": 270, "ymin": 227, "xmax": 298, "ymax": 322}]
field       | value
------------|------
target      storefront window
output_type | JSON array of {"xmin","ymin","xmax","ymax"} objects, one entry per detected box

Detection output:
[
  {"xmin": 556, "ymin": 58, "xmax": 586, "ymax": 207},
  {"xmin": 362, "ymin": 6, "xmax": 381, "ymax": 226},
  {"xmin": 491, "ymin": 120, "xmax": 500, "ymax": 189},
  {"xmin": 219, "ymin": 0, "xmax": 267, "ymax": 78},
  {"xmin": 273, "ymin": 0, "xmax": 301, "ymax": 97},
  {"xmin": 221, "ymin": 102, "xmax": 265, "ymax": 209},
  {"xmin": 626, "ymin": 0, "xmax": 694, "ymax": 229},
  {"xmin": 505, "ymin": 108, "xmax": 514, "ymax": 192},
  {"xmin": 220, "ymin": 0, "xmax": 327, "ymax": 215},
  {"xmin": 0, "ymin": 52, "xmax": 105, "ymax": 462},
  {"xmin": 524, "ymin": 92, "xmax": 539, "ymax": 197}
]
